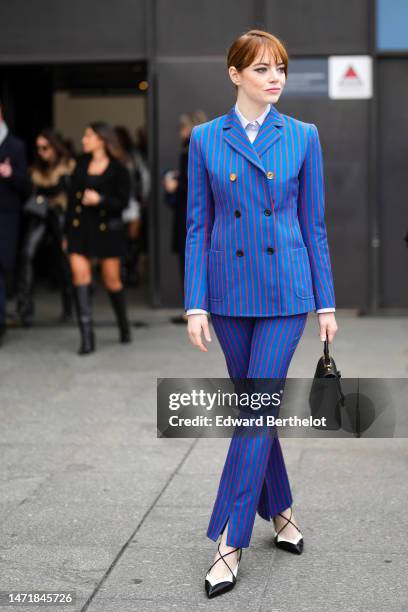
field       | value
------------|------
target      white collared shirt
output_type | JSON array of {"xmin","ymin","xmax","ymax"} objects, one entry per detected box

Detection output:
[
  {"xmin": 186, "ymin": 103, "xmax": 335, "ymax": 316},
  {"xmin": 234, "ymin": 102, "xmax": 271, "ymax": 142}
]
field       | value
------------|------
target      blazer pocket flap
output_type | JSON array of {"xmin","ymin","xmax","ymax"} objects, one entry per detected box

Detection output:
[{"xmin": 290, "ymin": 247, "xmax": 314, "ymax": 299}]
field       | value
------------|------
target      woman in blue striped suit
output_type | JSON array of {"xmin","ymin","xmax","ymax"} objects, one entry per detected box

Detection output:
[{"xmin": 184, "ymin": 29, "xmax": 338, "ymax": 598}]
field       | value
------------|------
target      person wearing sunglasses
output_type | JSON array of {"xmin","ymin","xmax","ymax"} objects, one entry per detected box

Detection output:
[{"xmin": 16, "ymin": 129, "xmax": 76, "ymax": 326}]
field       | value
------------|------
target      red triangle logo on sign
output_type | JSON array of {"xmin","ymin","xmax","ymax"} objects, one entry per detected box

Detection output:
[{"xmin": 343, "ymin": 65, "xmax": 358, "ymax": 79}]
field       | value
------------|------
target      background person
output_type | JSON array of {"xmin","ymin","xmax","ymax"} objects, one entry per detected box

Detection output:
[
  {"xmin": 163, "ymin": 109, "xmax": 207, "ymax": 324},
  {"xmin": 132, "ymin": 126, "xmax": 150, "ymax": 284},
  {"xmin": 16, "ymin": 129, "xmax": 76, "ymax": 326},
  {"xmin": 114, "ymin": 125, "xmax": 143, "ymax": 286},
  {"xmin": 63, "ymin": 122, "xmax": 132, "ymax": 355},
  {"xmin": 0, "ymin": 98, "xmax": 30, "ymax": 346}
]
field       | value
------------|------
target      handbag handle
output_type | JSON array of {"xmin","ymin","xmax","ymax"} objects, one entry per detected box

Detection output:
[
  {"xmin": 323, "ymin": 331, "xmax": 345, "ymax": 403},
  {"xmin": 323, "ymin": 331, "xmax": 330, "ymax": 364}
]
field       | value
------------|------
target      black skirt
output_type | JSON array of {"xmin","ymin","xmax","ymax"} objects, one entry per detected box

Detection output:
[{"xmin": 67, "ymin": 207, "xmax": 127, "ymax": 258}]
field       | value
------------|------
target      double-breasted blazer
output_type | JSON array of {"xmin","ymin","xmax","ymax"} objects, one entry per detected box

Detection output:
[
  {"xmin": 64, "ymin": 154, "xmax": 130, "ymax": 258},
  {"xmin": 184, "ymin": 103, "xmax": 336, "ymax": 316}
]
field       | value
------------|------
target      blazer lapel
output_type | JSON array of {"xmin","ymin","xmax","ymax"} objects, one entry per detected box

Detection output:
[
  {"xmin": 252, "ymin": 103, "xmax": 284, "ymax": 158},
  {"xmin": 222, "ymin": 107, "xmax": 265, "ymax": 175},
  {"xmin": 222, "ymin": 104, "xmax": 284, "ymax": 174}
]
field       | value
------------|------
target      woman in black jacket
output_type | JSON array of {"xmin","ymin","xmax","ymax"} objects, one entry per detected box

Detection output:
[
  {"xmin": 16, "ymin": 129, "xmax": 75, "ymax": 326},
  {"xmin": 63, "ymin": 122, "xmax": 132, "ymax": 355}
]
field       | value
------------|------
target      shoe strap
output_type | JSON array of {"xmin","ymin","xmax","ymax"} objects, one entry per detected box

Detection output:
[
  {"xmin": 207, "ymin": 542, "xmax": 241, "ymax": 578},
  {"xmin": 274, "ymin": 507, "xmax": 301, "ymax": 536}
]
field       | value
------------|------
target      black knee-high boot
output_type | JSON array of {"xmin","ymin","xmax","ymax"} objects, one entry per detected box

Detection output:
[
  {"xmin": 73, "ymin": 284, "xmax": 95, "ymax": 355},
  {"xmin": 107, "ymin": 287, "xmax": 132, "ymax": 343}
]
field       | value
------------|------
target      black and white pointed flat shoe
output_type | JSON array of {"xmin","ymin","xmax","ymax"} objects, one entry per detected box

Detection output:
[
  {"xmin": 205, "ymin": 541, "xmax": 242, "ymax": 598},
  {"xmin": 273, "ymin": 508, "xmax": 304, "ymax": 555}
]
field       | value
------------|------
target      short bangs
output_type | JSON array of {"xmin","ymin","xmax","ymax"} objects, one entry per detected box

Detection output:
[{"xmin": 227, "ymin": 30, "xmax": 289, "ymax": 76}]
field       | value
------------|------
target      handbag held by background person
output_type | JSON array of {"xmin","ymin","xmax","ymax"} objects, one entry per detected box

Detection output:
[{"xmin": 23, "ymin": 190, "xmax": 49, "ymax": 219}]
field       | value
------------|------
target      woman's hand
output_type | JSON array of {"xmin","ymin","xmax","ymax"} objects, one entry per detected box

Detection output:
[
  {"xmin": 187, "ymin": 313, "xmax": 212, "ymax": 352},
  {"xmin": 82, "ymin": 189, "xmax": 101, "ymax": 205},
  {"xmin": 317, "ymin": 312, "xmax": 338, "ymax": 343},
  {"xmin": 0, "ymin": 157, "xmax": 12, "ymax": 178}
]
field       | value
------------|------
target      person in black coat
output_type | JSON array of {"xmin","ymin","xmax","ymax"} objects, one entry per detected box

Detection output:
[
  {"xmin": 0, "ymin": 99, "xmax": 30, "ymax": 346},
  {"xmin": 16, "ymin": 129, "xmax": 76, "ymax": 327},
  {"xmin": 163, "ymin": 110, "xmax": 207, "ymax": 324},
  {"xmin": 63, "ymin": 122, "xmax": 132, "ymax": 355}
]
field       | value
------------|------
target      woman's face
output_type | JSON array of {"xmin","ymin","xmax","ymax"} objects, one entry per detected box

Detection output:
[
  {"xmin": 82, "ymin": 127, "xmax": 104, "ymax": 154},
  {"xmin": 229, "ymin": 49, "xmax": 286, "ymax": 106},
  {"xmin": 36, "ymin": 136, "xmax": 56, "ymax": 163}
]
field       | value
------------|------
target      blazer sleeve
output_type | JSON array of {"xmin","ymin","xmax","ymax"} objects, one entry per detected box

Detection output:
[
  {"xmin": 99, "ymin": 163, "xmax": 130, "ymax": 212},
  {"xmin": 297, "ymin": 123, "xmax": 336, "ymax": 311},
  {"xmin": 184, "ymin": 126, "xmax": 215, "ymax": 311}
]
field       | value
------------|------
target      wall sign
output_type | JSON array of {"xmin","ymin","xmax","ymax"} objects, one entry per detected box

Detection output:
[{"xmin": 328, "ymin": 56, "xmax": 373, "ymax": 99}]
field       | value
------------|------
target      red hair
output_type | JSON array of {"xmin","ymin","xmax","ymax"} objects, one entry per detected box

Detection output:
[{"xmin": 227, "ymin": 29, "xmax": 289, "ymax": 77}]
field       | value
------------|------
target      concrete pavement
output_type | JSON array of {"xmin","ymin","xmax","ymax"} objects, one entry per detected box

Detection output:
[{"xmin": 0, "ymin": 285, "xmax": 407, "ymax": 611}]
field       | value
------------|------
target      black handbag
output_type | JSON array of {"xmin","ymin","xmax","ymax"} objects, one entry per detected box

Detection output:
[
  {"xmin": 23, "ymin": 190, "xmax": 49, "ymax": 219},
  {"xmin": 309, "ymin": 333, "xmax": 345, "ymax": 430}
]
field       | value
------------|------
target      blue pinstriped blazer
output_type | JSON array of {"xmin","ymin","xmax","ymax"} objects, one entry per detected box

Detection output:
[{"xmin": 184, "ymin": 103, "xmax": 336, "ymax": 317}]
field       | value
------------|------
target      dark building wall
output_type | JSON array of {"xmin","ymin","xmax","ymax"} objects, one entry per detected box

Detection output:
[
  {"xmin": 0, "ymin": 0, "xmax": 146, "ymax": 62},
  {"xmin": 266, "ymin": 0, "xmax": 371, "ymax": 54},
  {"xmin": 378, "ymin": 59, "xmax": 408, "ymax": 307}
]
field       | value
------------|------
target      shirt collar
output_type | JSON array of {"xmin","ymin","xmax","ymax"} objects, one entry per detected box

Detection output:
[
  {"xmin": 0, "ymin": 121, "xmax": 8, "ymax": 146},
  {"xmin": 234, "ymin": 102, "xmax": 271, "ymax": 129}
]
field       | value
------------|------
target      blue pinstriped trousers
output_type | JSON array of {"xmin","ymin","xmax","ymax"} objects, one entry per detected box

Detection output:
[{"xmin": 207, "ymin": 312, "xmax": 308, "ymax": 548}]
